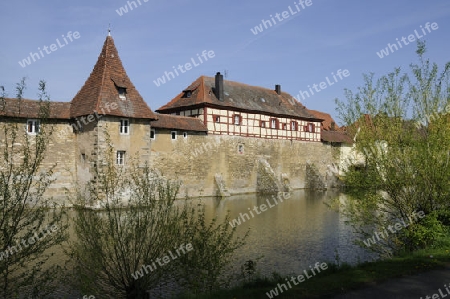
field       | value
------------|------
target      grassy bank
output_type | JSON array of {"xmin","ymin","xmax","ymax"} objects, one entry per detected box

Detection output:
[{"xmin": 177, "ymin": 232, "xmax": 450, "ymax": 299}]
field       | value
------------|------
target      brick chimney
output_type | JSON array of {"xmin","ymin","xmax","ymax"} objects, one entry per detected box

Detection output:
[{"xmin": 215, "ymin": 72, "xmax": 224, "ymax": 101}]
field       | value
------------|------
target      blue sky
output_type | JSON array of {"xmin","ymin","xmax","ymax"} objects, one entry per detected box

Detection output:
[{"xmin": 1, "ymin": 0, "xmax": 450, "ymax": 125}]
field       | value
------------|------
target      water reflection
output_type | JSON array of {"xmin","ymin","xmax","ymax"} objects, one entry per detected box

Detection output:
[
  {"xmin": 34, "ymin": 190, "xmax": 369, "ymax": 298},
  {"xmin": 198, "ymin": 190, "xmax": 368, "ymax": 277}
]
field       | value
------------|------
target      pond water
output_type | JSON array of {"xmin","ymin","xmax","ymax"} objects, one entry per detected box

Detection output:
[
  {"xmin": 200, "ymin": 189, "xmax": 369, "ymax": 277},
  {"xmin": 23, "ymin": 190, "xmax": 372, "ymax": 298}
]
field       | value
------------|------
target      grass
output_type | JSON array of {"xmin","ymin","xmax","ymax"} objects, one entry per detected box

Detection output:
[{"xmin": 177, "ymin": 231, "xmax": 450, "ymax": 299}]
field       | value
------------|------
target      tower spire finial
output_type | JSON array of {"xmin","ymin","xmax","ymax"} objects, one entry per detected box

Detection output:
[{"xmin": 108, "ymin": 23, "xmax": 111, "ymax": 36}]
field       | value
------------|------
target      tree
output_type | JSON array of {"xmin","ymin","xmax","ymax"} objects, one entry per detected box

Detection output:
[
  {"xmin": 0, "ymin": 79, "xmax": 68, "ymax": 298},
  {"xmin": 335, "ymin": 41, "xmax": 450, "ymax": 257},
  {"xmin": 68, "ymin": 131, "xmax": 247, "ymax": 299}
]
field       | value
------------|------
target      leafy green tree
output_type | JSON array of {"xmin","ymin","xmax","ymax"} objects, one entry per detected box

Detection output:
[
  {"xmin": 69, "ymin": 131, "xmax": 247, "ymax": 299},
  {"xmin": 335, "ymin": 41, "xmax": 450, "ymax": 257},
  {"xmin": 0, "ymin": 79, "xmax": 68, "ymax": 298}
]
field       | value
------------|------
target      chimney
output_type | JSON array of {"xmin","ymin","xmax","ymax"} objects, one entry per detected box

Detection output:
[
  {"xmin": 331, "ymin": 122, "xmax": 335, "ymax": 131},
  {"xmin": 275, "ymin": 84, "xmax": 281, "ymax": 95},
  {"xmin": 215, "ymin": 72, "xmax": 224, "ymax": 101}
]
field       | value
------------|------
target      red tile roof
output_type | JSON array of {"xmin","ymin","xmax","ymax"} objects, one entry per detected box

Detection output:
[
  {"xmin": 150, "ymin": 114, "xmax": 207, "ymax": 132},
  {"xmin": 70, "ymin": 36, "xmax": 156, "ymax": 120},
  {"xmin": 156, "ymin": 76, "xmax": 322, "ymax": 121},
  {"xmin": 321, "ymin": 130, "xmax": 353, "ymax": 144},
  {"xmin": 307, "ymin": 109, "xmax": 342, "ymax": 131},
  {"xmin": 0, "ymin": 98, "xmax": 70, "ymax": 119}
]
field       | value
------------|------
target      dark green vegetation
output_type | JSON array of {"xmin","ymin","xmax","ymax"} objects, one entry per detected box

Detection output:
[
  {"xmin": 2, "ymin": 41, "xmax": 449, "ymax": 298},
  {"xmin": 178, "ymin": 41, "xmax": 450, "ymax": 299},
  {"xmin": 67, "ymin": 133, "xmax": 248, "ymax": 299},
  {"xmin": 335, "ymin": 41, "xmax": 450, "ymax": 258},
  {"xmin": 0, "ymin": 82, "xmax": 247, "ymax": 299},
  {"xmin": 0, "ymin": 80, "xmax": 68, "ymax": 299}
]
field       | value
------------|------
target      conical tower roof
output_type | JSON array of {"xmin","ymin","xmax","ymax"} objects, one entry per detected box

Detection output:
[{"xmin": 70, "ymin": 35, "xmax": 156, "ymax": 119}]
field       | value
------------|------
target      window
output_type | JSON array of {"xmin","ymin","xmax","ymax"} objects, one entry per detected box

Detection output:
[
  {"xmin": 260, "ymin": 121, "xmax": 266, "ymax": 128},
  {"xmin": 118, "ymin": 87, "xmax": 127, "ymax": 100},
  {"xmin": 171, "ymin": 131, "xmax": 177, "ymax": 140},
  {"xmin": 183, "ymin": 132, "xmax": 188, "ymax": 139},
  {"xmin": 233, "ymin": 114, "xmax": 242, "ymax": 125},
  {"xmin": 150, "ymin": 129, "xmax": 156, "ymax": 140},
  {"xmin": 81, "ymin": 153, "xmax": 86, "ymax": 165},
  {"xmin": 182, "ymin": 90, "xmax": 192, "ymax": 98},
  {"xmin": 282, "ymin": 123, "xmax": 287, "ymax": 130},
  {"xmin": 116, "ymin": 151, "xmax": 125, "ymax": 165},
  {"xmin": 213, "ymin": 115, "xmax": 220, "ymax": 123},
  {"xmin": 270, "ymin": 118, "xmax": 278, "ymax": 129},
  {"xmin": 291, "ymin": 121, "xmax": 298, "ymax": 131},
  {"xmin": 120, "ymin": 119, "xmax": 129, "ymax": 135},
  {"xmin": 305, "ymin": 123, "xmax": 315, "ymax": 133},
  {"xmin": 27, "ymin": 119, "xmax": 39, "ymax": 135}
]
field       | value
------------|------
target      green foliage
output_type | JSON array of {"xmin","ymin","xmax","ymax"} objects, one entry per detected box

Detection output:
[
  {"xmin": 0, "ymin": 79, "xmax": 68, "ymax": 299},
  {"xmin": 69, "ymin": 131, "xmax": 248, "ymax": 299},
  {"xmin": 335, "ymin": 41, "xmax": 450, "ymax": 257},
  {"xmin": 400, "ymin": 212, "xmax": 446, "ymax": 251}
]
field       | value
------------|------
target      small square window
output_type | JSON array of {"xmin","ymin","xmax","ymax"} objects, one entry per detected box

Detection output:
[
  {"xmin": 213, "ymin": 115, "xmax": 220, "ymax": 123},
  {"xmin": 183, "ymin": 132, "xmax": 188, "ymax": 139},
  {"xmin": 116, "ymin": 151, "xmax": 125, "ymax": 165},
  {"xmin": 260, "ymin": 121, "xmax": 266, "ymax": 128},
  {"xmin": 27, "ymin": 119, "xmax": 40, "ymax": 135},
  {"xmin": 171, "ymin": 131, "xmax": 177, "ymax": 140},
  {"xmin": 150, "ymin": 129, "xmax": 156, "ymax": 140},
  {"xmin": 120, "ymin": 119, "xmax": 129, "ymax": 135}
]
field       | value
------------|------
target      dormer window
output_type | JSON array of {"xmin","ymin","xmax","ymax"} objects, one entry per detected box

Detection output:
[
  {"xmin": 118, "ymin": 87, "xmax": 127, "ymax": 100},
  {"xmin": 184, "ymin": 91, "xmax": 192, "ymax": 98}
]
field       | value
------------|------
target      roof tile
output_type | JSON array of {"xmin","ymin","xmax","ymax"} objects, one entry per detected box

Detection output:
[
  {"xmin": 157, "ymin": 76, "xmax": 322, "ymax": 121},
  {"xmin": 70, "ymin": 36, "xmax": 156, "ymax": 120},
  {"xmin": 151, "ymin": 114, "xmax": 207, "ymax": 132},
  {"xmin": 0, "ymin": 98, "xmax": 70, "ymax": 119}
]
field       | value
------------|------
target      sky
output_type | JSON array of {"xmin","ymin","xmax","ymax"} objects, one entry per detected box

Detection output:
[{"xmin": 1, "ymin": 0, "xmax": 450, "ymax": 126}]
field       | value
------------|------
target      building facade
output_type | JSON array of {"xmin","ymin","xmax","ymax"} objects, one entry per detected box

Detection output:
[{"xmin": 0, "ymin": 35, "xmax": 352, "ymax": 201}]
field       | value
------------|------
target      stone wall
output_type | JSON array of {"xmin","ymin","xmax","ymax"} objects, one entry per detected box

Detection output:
[
  {"xmin": 150, "ymin": 132, "xmax": 339, "ymax": 197},
  {"xmin": 0, "ymin": 120, "xmax": 77, "ymax": 204}
]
